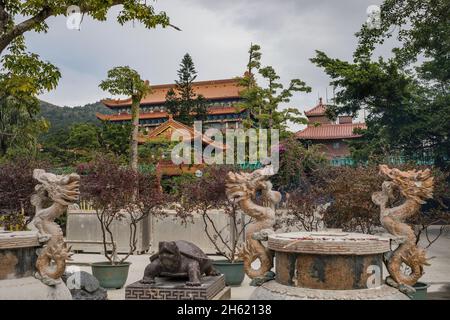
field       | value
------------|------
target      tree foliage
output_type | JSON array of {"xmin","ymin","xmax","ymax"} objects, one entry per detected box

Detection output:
[
  {"xmin": 40, "ymin": 121, "xmax": 131, "ymax": 166},
  {"xmin": 79, "ymin": 155, "xmax": 164, "ymax": 263},
  {"xmin": 39, "ymin": 101, "xmax": 112, "ymax": 134},
  {"xmin": 0, "ymin": 157, "xmax": 49, "ymax": 225},
  {"xmin": 100, "ymin": 66, "xmax": 150, "ymax": 170},
  {"xmin": 174, "ymin": 165, "xmax": 247, "ymax": 262},
  {"xmin": 272, "ymin": 135, "xmax": 327, "ymax": 192},
  {"xmin": 0, "ymin": 39, "xmax": 60, "ymax": 157},
  {"xmin": 311, "ymin": 0, "xmax": 450, "ymax": 169},
  {"xmin": 280, "ymin": 164, "xmax": 449, "ymax": 237},
  {"xmin": 237, "ymin": 44, "xmax": 311, "ymax": 134},
  {"xmin": 0, "ymin": 0, "xmax": 174, "ymax": 55}
]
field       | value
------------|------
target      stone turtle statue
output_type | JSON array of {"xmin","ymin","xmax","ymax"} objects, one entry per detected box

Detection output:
[{"xmin": 141, "ymin": 241, "xmax": 220, "ymax": 286}]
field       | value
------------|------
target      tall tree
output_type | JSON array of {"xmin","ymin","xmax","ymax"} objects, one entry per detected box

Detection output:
[
  {"xmin": 311, "ymin": 0, "xmax": 450, "ymax": 168},
  {"xmin": 237, "ymin": 44, "xmax": 311, "ymax": 134},
  {"xmin": 99, "ymin": 67, "xmax": 150, "ymax": 171},
  {"xmin": 165, "ymin": 53, "xmax": 207, "ymax": 125}
]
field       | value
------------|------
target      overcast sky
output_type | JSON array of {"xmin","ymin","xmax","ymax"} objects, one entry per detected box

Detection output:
[{"xmin": 26, "ymin": 0, "xmax": 386, "ymax": 131}]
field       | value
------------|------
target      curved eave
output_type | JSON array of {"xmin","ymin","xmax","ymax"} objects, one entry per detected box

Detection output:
[
  {"xmin": 96, "ymin": 112, "xmax": 169, "ymax": 121},
  {"xmin": 103, "ymin": 96, "xmax": 242, "ymax": 108},
  {"xmin": 296, "ymin": 134, "xmax": 363, "ymax": 140},
  {"xmin": 96, "ymin": 107, "xmax": 245, "ymax": 122}
]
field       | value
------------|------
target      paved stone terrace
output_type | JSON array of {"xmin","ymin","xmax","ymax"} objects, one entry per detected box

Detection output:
[{"xmin": 69, "ymin": 226, "xmax": 450, "ymax": 300}]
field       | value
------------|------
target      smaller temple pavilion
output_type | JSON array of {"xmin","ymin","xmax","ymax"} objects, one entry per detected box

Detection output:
[
  {"xmin": 137, "ymin": 115, "xmax": 227, "ymax": 176},
  {"xmin": 296, "ymin": 98, "xmax": 366, "ymax": 160},
  {"xmin": 97, "ymin": 78, "xmax": 247, "ymax": 132}
]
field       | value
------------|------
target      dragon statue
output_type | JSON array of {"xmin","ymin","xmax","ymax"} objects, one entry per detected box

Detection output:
[
  {"xmin": 225, "ymin": 165, "xmax": 281, "ymax": 283},
  {"xmin": 29, "ymin": 169, "xmax": 80, "ymax": 286},
  {"xmin": 372, "ymin": 165, "xmax": 433, "ymax": 292}
]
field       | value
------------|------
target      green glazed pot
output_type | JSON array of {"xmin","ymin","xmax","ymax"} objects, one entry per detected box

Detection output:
[
  {"xmin": 212, "ymin": 260, "xmax": 245, "ymax": 286},
  {"xmin": 409, "ymin": 282, "xmax": 430, "ymax": 300},
  {"xmin": 91, "ymin": 261, "xmax": 131, "ymax": 289}
]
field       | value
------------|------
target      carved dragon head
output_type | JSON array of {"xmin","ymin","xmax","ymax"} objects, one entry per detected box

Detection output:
[
  {"xmin": 225, "ymin": 165, "xmax": 275, "ymax": 202},
  {"xmin": 378, "ymin": 165, "xmax": 434, "ymax": 204},
  {"xmin": 31, "ymin": 169, "xmax": 80, "ymax": 207}
]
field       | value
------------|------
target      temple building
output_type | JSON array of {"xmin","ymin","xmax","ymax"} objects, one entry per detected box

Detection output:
[
  {"xmin": 296, "ymin": 98, "xmax": 366, "ymax": 160},
  {"xmin": 137, "ymin": 115, "xmax": 227, "ymax": 176},
  {"xmin": 96, "ymin": 78, "xmax": 247, "ymax": 131}
]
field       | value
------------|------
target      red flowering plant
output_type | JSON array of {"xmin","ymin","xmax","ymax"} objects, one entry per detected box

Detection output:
[
  {"xmin": 174, "ymin": 165, "xmax": 249, "ymax": 262},
  {"xmin": 79, "ymin": 155, "xmax": 165, "ymax": 264},
  {"xmin": 0, "ymin": 157, "xmax": 49, "ymax": 231}
]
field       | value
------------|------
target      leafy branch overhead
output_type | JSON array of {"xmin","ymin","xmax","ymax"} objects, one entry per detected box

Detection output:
[{"xmin": 0, "ymin": 0, "xmax": 178, "ymax": 55}]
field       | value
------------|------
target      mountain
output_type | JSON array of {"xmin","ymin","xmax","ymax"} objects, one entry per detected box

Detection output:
[{"xmin": 39, "ymin": 100, "xmax": 112, "ymax": 134}]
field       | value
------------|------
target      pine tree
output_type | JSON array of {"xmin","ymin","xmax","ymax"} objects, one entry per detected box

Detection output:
[
  {"xmin": 165, "ymin": 53, "xmax": 207, "ymax": 125},
  {"xmin": 176, "ymin": 54, "xmax": 197, "ymax": 101}
]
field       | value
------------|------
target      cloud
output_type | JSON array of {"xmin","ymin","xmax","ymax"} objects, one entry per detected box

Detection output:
[{"xmin": 27, "ymin": 0, "xmax": 387, "ymax": 131}]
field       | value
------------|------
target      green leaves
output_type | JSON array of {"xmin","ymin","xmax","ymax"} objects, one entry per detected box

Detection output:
[
  {"xmin": 99, "ymin": 66, "xmax": 149, "ymax": 170},
  {"xmin": 355, "ymin": 0, "xmax": 449, "ymax": 82},
  {"xmin": 0, "ymin": 43, "xmax": 60, "ymax": 157},
  {"xmin": 1, "ymin": 47, "xmax": 61, "ymax": 95},
  {"xmin": 117, "ymin": 0, "xmax": 170, "ymax": 29},
  {"xmin": 237, "ymin": 43, "xmax": 310, "ymax": 132},
  {"xmin": 99, "ymin": 66, "xmax": 150, "ymax": 99},
  {"xmin": 0, "ymin": 1, "xmax": 174, "ymax": 56}
]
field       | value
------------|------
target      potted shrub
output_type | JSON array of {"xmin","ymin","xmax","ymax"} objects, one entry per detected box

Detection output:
[
  {"xmin": 79, "ymin": 156, "xmax": 164, "ymax": 289},
  {"xmin": 176, "ymin": 165, "xmax": 248, "ymax": 286}
]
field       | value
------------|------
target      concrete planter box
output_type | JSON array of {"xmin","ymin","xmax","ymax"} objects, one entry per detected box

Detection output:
[
  {"xmin": 66, "ymin": 209, "xmax": 246, "ymax": 255},
  {"xmin": 66, "ymin": 210, "xmax": 151, "ymax": 254},
  {"xmin": 151, "ymin": 209, "xmax": 238, "ymax": 254}
]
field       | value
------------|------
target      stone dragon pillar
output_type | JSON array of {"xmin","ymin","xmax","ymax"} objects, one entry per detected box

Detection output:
[{"xmin": 372, "ymin": 165, "xmax": 434, "ymax": 294}]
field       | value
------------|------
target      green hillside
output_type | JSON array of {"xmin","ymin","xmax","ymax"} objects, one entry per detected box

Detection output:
[{"xmin": 39, "ymin": 101, "xmax": 112, "ymax": 134}]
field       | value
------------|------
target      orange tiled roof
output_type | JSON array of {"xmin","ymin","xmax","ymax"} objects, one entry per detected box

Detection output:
[
  {"xmin": 102, "ymin": 78, "xmax": 242, "ymax": 108},
  {"xmin": 296, "ymin": 123, "xmax": 366, "ymax": 140},
  {"xmin": 138, "ymin": 115, "xmax": 227, "ymax": 150},
  {"xmin": 97, "ymin": 106, "xmax": 243, "ymax": 122},
  {"xmin": 304, "ymin": 98, "xmax": 327, "ymax": 116},
  {"xmin": 96, "ymin": 106, "xmax": 241, "ymax": 122},
  {"xmin": 96, "ymin": 111, "xmax": 168, "ymax": 121}
]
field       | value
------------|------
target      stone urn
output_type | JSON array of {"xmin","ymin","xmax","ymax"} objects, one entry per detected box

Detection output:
[
  {"xmin": 0, "ymin": 230, "xmax": 72, "ymax": 300},
  {"xmin": 250, "ymin": 231, "xmax": 409, "ymax": 300}
]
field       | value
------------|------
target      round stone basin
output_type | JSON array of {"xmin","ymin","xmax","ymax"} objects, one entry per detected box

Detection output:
[{"xmin": 268, "ymin": 231, "xmax": 391, "ymax": 290}]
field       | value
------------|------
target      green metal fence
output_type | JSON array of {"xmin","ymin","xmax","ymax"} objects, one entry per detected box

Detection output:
[{"xmin": 330, "ymin": 155, "xmax": 439, "ymax": 167}]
